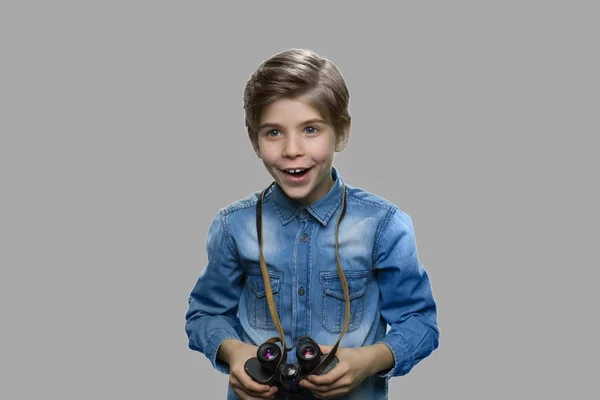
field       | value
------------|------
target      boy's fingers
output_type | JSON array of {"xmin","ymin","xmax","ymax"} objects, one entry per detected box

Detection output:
[
  {"xmin": 234, "ymin": 385, "xmax": 276, "ymax": 400},
  {"xmin": 236, "ymin": 371, "xmax": 276, "ymax": 397},
  {"xmin": 255, "ymin": 386, "xmax": 278, "ymax": 399},
  {"xmin": 299, "ymin": 378, "xmax": 318, "ymax": 391},
  {"xmin": 307, "ymin": 367, "xmax": 344, "ymax": 387},
  {"xmin": 266, "ymin": 386, "xmax": 278, "ymax": 398}
]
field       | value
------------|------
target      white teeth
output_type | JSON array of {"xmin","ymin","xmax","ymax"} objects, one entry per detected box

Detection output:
[{"xmin": 286, "ymin": 168, "xmax": 306, "ymax": 174}]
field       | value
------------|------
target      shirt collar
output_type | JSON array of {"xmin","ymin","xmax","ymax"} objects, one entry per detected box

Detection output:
[{"xmin": 268, "ymin": 167, "xmax": 344, "ymax": 226}]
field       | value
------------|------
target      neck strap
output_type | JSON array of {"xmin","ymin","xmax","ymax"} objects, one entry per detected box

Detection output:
[{"xmin": 255, "ymin": 182, "xmax": 350, "ymax": 376}]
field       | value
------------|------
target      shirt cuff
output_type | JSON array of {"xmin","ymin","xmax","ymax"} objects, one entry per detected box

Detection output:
[
  {"xmin": 207, "ymin": 330, "xmax": 240, "ymax": 375},
  {"xmin": 375, "ymin": 334, "xmax": 413, "ymax": 378}
]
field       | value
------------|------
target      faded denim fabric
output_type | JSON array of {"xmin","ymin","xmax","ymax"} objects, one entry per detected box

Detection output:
[{"xmin": 185, "ymin": 168, "xmax": 439, "ymax": 399}]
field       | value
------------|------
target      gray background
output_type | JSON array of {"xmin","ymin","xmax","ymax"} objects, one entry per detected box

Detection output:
[{"xmin": 1, "ymin": 1, "xmax": 598, "ymax": 399}]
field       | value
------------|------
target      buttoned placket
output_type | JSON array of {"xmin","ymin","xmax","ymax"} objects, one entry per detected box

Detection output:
[{"xmin": 293, "ymin": 209, "xmax": 311, "ymax": 342}]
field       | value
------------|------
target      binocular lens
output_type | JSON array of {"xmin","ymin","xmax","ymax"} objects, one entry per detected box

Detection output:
[
  {"xmin": 263, "ymin": 348, "xmax": 277, "ymax": 360},
  {"xmin": 302, "ymin": 346, "xmax": 315, "ymax": 359},
  {"xmin": 257, "ymin": 343, "xmax": 282, "ymax": 374},
  {"xmin": 297, "ymin": 341, "xmax": 321, "ymax": 371},
  {"xmin": 257, "ymin": 343, "xmax": 281, "ymax": 369}
]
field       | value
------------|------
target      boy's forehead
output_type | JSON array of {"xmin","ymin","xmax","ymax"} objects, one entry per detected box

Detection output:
[{"xmin": 259, "ymin": 97, "xmax": 328, "ymax": 127}]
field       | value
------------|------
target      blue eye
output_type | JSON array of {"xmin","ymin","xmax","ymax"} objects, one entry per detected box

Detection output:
[
  {"xmin": 267, "ymin": 130, "xmax": 281, "ymax": 137},
  {"xmin": 304, "ymin": 126, "xmax": 318, "ymax": 134}
]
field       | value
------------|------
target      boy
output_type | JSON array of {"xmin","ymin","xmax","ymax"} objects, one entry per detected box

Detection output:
[{"xmin": 185, "ymin": 48, "xmax": 439, "ymax": 400}]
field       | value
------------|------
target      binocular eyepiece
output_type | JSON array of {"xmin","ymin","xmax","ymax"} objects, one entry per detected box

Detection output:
[
  {"xmin": 244, "ymin": 337, "xmax": 338, "ymax": 394},
  {"xmin": 256, "ymin": 342, "xmax": 281, "ymax": 373},
  {"xmin": 296, "ymin": 341, "xmax": 320, "ymax": 371}
]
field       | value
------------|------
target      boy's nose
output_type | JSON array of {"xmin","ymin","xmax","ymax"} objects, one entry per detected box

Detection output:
[{"xmin": 282, "ymin": 136, "xmax": 304, "ymax": 158}]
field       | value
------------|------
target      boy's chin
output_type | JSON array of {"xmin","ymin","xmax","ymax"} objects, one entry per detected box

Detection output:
[
  {"xmin": 280, "ymin": 186, "xmax": 310, "ymax": 200},
  {"xmin": 277, "ymin": 184, "xmax": 315, "ymax": 204}
]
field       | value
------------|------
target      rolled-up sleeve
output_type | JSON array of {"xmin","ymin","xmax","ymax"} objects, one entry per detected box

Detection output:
[
  {"xmin": 185, "ymin": 210, "xmax": 245, "ymax": 374},
  {"xmin": 373, "ymin": 206, "xmax": 440, "ymax": 378}
]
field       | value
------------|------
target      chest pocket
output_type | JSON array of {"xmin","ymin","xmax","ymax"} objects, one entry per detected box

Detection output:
[
  {"xmin": 320, "ymin": 270, "xmax": 370, "ymax": 333},
  {"xmin": 245, "ymin": 270, "xmax": 282, "ymax": 331}
]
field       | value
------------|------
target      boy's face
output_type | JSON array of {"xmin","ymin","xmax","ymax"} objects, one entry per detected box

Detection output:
[{"xmin": 253, "ymin": 97, "xmax": 349, "ymax": 205}]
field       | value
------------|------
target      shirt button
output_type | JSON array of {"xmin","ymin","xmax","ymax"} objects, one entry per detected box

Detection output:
[
  {"xmin": 298, "ymin": 287, "xmax": 305, "ymax": 296},
  {"xmin": 301, "ymin": 234, "xmax": 308, "ymax": 242}
]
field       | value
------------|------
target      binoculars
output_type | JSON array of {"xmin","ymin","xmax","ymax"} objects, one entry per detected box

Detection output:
[{"xmin": 244, "ymin": 337, "xmax": 338, "ymax": 394}]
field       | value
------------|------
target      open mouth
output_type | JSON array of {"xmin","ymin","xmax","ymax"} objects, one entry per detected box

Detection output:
[{"xmin": 282, "ymin": 167, "xmax": 311, "ymax": 179}]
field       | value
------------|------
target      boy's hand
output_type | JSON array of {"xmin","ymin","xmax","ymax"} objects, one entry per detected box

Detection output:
[
  {"xmin": 219, "ymin": 339, "xmax": 278, "ymax": 400},
  {"xmin": 298, "ymin": 345, "xmax": 372, "ymax": 399}
]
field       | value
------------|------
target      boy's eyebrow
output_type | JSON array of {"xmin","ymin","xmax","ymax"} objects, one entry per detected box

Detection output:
[{"xmin": 259, "ymin": 118, "xmax": 327, "ymax": 130}]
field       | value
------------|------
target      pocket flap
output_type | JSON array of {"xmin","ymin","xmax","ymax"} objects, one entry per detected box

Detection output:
[
  {"xmin": 247, "ymin": 271, "xmax": 282, "ymax": 298},
  {"xmin": 320, "ymin": 270, "xmax": 370, "ymax": 300}
]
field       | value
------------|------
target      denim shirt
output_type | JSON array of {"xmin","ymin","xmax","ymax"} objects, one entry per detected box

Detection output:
[{"xmin": 185, "ymin": 168, "xmax": 439, "ymax": 399}]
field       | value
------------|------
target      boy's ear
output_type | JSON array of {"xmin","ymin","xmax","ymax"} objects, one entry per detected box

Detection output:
[{"xmin": 335, "ymin": 121, "xmax": 351, "ymax": 152}]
